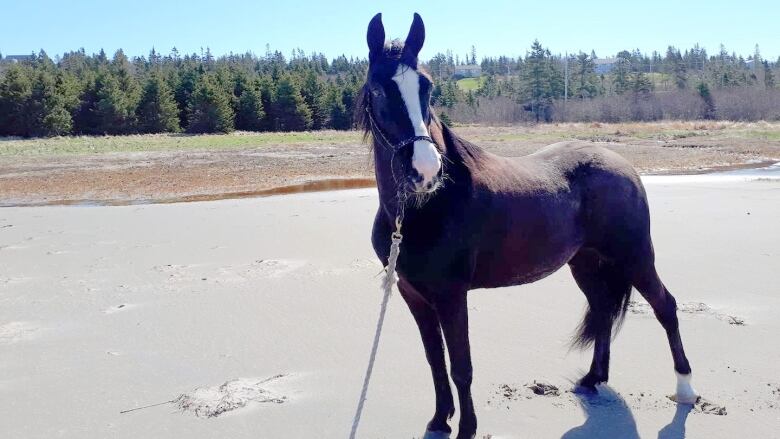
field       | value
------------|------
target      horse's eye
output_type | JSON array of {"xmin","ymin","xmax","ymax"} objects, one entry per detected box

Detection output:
[{"xmin": 371, "ymin": 88, "xmax": 384, "ymax": 98}]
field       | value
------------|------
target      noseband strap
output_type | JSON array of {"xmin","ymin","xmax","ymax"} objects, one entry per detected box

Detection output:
[{"xmin": 365, "ymin": 106, "xmax": 434, "ymax": 151}]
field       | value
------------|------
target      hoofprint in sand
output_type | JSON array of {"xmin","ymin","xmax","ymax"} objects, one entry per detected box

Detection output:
[{"xmin": 0, "ymin": 173, "xmax": 778, "ymax": 438}]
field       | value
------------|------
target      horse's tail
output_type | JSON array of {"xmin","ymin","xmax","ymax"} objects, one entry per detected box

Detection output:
[{"xmin": 571, "ymin": 263, "xmax": 633, "ymax": 350}]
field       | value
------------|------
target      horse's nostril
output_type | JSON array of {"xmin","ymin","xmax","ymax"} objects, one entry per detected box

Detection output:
[{"xmin": 409, "ymin": 170, "xmax": 423, "ymax": 184}]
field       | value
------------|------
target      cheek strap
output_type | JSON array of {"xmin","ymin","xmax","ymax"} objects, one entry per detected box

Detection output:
[{"xmin": 365, "ymin": 106, "xmax": 435, "ymax": 151}]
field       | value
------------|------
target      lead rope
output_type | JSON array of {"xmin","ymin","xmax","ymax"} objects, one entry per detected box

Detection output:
[{"xmin": 349, "ymin": 196, "xmax": 406, "ymax": 439}]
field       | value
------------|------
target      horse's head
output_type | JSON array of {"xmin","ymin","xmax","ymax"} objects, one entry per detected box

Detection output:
[{"xmin": 359, "ymin": 13, "xmax": 443, "ymax": 195}]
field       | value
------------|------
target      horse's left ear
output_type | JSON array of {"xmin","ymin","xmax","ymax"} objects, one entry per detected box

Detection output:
[
  {"xmin": 367, "ymin": 13, "xmax": 385, "ymax": 61},
  {"xmin": 402, "ymin": 13, "xmax": 425, "ymax": 63}
]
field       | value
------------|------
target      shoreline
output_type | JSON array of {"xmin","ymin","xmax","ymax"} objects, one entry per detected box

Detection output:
[{"xmin": 2, "ymin": 160, "xmax": 777, "ymax": 208}]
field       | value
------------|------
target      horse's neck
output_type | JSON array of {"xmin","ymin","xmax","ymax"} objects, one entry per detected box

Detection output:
[{"xmin": 439, "ymin": 123, "xmax": 487, "ymax": 170}]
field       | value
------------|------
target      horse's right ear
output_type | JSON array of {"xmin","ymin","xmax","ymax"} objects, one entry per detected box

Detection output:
[{"xmin": 367, "ymin": 13, "xmax": 385, "ymax": 61}]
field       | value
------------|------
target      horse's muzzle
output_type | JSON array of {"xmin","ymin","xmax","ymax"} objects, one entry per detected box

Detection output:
[{"xmin": 405, "ymin": 170, "xmax": 441, "ymax": 194}]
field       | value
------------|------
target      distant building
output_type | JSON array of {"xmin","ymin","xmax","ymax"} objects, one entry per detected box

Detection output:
[
  {"xmin": 453, "ymin": 64, "xmax": 482, "ymax": 78},
  {"xmin": 594, "ymin": 58, "xmax": 617, "ymax": 74},
  {"xmin": 3, "ymin": 55, "xmax": 34, "ymax": 63}
]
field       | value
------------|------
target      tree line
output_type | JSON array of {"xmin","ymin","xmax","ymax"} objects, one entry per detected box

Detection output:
[
  {"xmin": 0, "ymin": 48, "xmax": 365, "ymax": 137},
  {"xmin": 1, "ymin": 42, "xmax": 779, "ymax": 137},
  {"xmin": 433, "ymin": 42, "xmax": 779, "ymax": 123}
]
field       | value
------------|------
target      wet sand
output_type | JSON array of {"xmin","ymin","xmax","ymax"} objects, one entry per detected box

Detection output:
[{"xmin": 0, "ymin": 171, "xmax": 778, "ymax": 438}]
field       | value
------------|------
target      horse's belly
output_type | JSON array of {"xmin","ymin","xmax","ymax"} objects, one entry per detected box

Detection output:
[
  {"xmin": 471, "ymin": 241, "xmax": 580, "ymax": 288},
  {"xmin": 469, "ymin": 202, "xmax": 584, "ymax": 289}
]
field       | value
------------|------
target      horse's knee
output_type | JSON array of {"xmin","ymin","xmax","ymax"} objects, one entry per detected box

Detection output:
[
  {"xmin": 450, "ymin": 369, "xmax": 472, "ymax": 389},
  {"xmin": 651, "ymin": 291, "xmax": 680, "ymax": 331}
]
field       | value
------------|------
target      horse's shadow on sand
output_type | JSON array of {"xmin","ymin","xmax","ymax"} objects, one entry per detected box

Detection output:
[{"xmin": 561, "ymin": 385, "xmax": 692, "ymax": 439}]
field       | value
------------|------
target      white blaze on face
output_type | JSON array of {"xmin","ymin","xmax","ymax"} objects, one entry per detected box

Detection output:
[{"xmin": 392, "ymin": 64, "xmax": 441, "ymax": 190}]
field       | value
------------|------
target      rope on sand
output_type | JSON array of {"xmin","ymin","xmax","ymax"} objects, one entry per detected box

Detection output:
[{"xmin": 349, "ymin": 213, "xmax": 404, "ymax": 439}]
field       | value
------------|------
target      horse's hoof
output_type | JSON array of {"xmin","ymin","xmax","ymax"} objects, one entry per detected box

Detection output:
[
  {"xmin": 574, "ymin": 373, "xmax": 605, "ymax": 394},
  {"xmin": 423, "ymin": 430, "xmax": 451, "ymax": 439},
  {"xmin": 673, "ymin": 372, "xmax": 700, "ymax": 405},
  {"xmin": 573, "ymin": 383, "xmax": 598, "ymax": 395}
]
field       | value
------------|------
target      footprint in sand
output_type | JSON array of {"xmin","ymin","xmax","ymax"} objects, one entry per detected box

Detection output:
[
  {"xmin": 628, "ymin": 300, "xmax": 745, "ymax": 325},
  {"xmin": 0, "ymin": 276, "xmax": 31, "ymax": 287},
  {"xmin": 103, "ymin": 304, "xmax": 136, "ymax": 314},
  {"xmin": 153, "ymin": 264, "xmax": 203, "ymax": 285},
  {"xmin": 216, "ymin": 259, "xmax": 306, "ymax": 282},
  {"xmin": 173, "ymin": 374, "xmax": 288, "ymax": 418},
  {"xmin": 487, "ymin": 380, "xmax": 564, "ymax": 408},
  {"xmin": 312, "ymin": 258, "xmax": 382, "ymax": 276},
  {"xmin": 0, "ymin": 321, "xmax": 40, "ymax": 345},
  {"xmin": 666, "ymin": 395, "xmax": 727, "ymax": 415},
  {"xmin": 153, "ymin": 260, "xmax": 306, "ymax": 286}
]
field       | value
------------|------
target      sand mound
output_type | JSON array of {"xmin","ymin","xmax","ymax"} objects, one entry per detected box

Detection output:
[
  {"xmin": 173, "ymin": 375, "xmax": 288, "ymax": 418},
  {"xmin": 628, "ymin": 300, "xmax": 745, "ymax": 325}
]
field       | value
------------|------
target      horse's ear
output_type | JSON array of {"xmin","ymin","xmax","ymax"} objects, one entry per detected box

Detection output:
[
  {"xmin": 403, "ymin": 13, "xmax": 425, "ymax": 62},
  {"xmin": 367, "ymin": 13, "xmax": 385, "ymax": 61}
]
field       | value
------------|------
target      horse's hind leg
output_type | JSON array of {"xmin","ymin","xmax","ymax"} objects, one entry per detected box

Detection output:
[
  {"xmin": 632, "ymin": 260, "xmax": 699, "ymax": 404},
  {"xmin": 397, "ymin": 278, "xmax": 455, "ymax": 436},
  {"xmin": 569, "ymin": 249, "xmax": 632, "ymax": 389}
]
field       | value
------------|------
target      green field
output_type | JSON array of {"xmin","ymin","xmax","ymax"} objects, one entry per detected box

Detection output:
[
  {"xmin": 0, "ymin": 131, "xmax": 362, "ymax": 157},
  {"xmin": 456, "ymin": 77, "xmax": 484, "ymax": 91}
]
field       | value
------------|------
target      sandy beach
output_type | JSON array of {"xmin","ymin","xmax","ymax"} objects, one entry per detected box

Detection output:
[{"xmin": 1, "ymin": 167, "xmax": 779, "ymax": 438}]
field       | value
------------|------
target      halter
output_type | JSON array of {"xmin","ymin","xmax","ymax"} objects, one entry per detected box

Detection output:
[{"xmin": 364, "ymin": 105, "xmax": 434, "ymax": 151}]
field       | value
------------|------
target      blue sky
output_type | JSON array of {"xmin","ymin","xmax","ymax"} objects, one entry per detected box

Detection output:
[{"xmin": 2, "ymin": 0, "xmax": 778, "ymax": 61}]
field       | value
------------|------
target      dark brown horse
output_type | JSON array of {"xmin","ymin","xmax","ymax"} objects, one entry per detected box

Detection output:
[{"xmin": 359, "ymin": 13, "xmax": 698, "ymax": 439}]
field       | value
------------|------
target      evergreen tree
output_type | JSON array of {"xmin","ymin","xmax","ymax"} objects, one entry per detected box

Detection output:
[
  {"xmin": 665, "ymin": 47, "xmax": 688, "ymax": 89},
  {"xmin": 137, "ymin": 73, "xmax": 180, "ymax": 133},
  {"xmin": 111, "ymin": 49, "xmax": 140, "ymax": 128},
  {"xmin": 523, "ymin": 40, "xmax": 554, "ymax": 122},
  {"xmin": 92, "ymin": 69, "xmax": 136, "ymax": 134},
  {"xmin": 272, "ymin": 74, "xmax": 312, "ymax": 131},
  {"xmin": 632, "ymin": 71, "xmax": 653, "ymax": 95},
  {"xmin": 186, "ymin": 73, "xmax": 235, "ymax": 133},
  {"xmin": 301, "ymin": 71, "xmax": 328, "ymax": 129},
  {"xmin": 696, "ymin": 82, "xmax": 716, "ymax": 119},
  {"xmin": 255, "ymin": 75, "xmax": 276, "ymax": 131},
  {"xmin": 763, "ymin": 61, "xmax": 775, "ymax": 89},
  {"xmin": 435, "ymin": 80, "xmax": 461, "ymax": 107},
  {"xmin": 573, "ymin": 53, "xmax": 598, "ymax": 99},
  {"xmin": 174, "ymin": 67, "xmax": 200, "ymax": 128},
  {"xmin": 0, "ymin": 64, "xmax": 34, "ymax": 136},
  {"xmin": 477, "ymin": 74, "xmax": 499, "ymax": 98},
  {"xmin": 612, "ymin": 56, "xmax": 632, "ymax": 95},
  {"xmin": 28, "ymin": 70, "xmax": 72, "ymax": 136},
  {"xmin": 324, "ymin": 85, "xmax": 350, "ymax": 130},
  {"xmin": 235, "ymin": 82, "xmax": 266, "ymax": 131}
]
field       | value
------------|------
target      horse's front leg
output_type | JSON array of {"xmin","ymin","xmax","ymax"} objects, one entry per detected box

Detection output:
[
  {"xmin": 437, "ymin": 291, "xmax": 476, "ymax": 439},
  {"xmin": 398, "ymin": 278, "xmax": 455, "ymax": 437}
]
